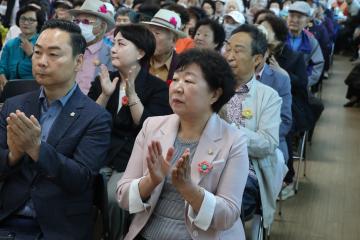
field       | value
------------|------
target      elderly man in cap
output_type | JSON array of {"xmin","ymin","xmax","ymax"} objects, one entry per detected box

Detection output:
[
  {"xmin": 53, "ymin": 0, "xmax": 74, "ymax": 21},
  {"xmin": 70, "ymin": 0, "xmax": 116, "ymax": 94},
  {"xmin": 143, "ymin": 9, "xmax": 187, "ymax": 83},
  {"xmin": 286, "ymin": 1, "xmax": 324, "ymax": 88}
]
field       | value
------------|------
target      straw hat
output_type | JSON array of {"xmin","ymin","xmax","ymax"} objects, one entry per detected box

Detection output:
[
  {"xmin": 69, "ymin": 0, "xmax": 115, "ymax": 32},
  {"xmin": 142, "ymin": 9, "xmax": 187, "ymax": 38}
]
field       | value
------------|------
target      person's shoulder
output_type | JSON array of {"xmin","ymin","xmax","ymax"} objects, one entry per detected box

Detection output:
[
  {"xmin": 75, "ymin": 88, "xmax": 111, "ymax": 117},
  {"xmin": 216, "ymin": 114, "xmax": 246, "ymax": 143},
  {"xmin": 146, "ymin": 72, "xmax": 169, "ymax": 87},
  {"xmin": 254, "ymin": 79, "xmax": 281, "ymax": 99},
  {"xmin": 145, "ymin": 114, "xmax": 175, "ymax": 126},
  {"xmin": 4, "ymin": 36, "xmax": 20, "ymax": 47}
]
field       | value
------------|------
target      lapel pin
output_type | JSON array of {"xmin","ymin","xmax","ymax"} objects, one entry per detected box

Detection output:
[
  {"xmin": 70, "ymin": 112, "xmax": 75, "ymax": 117},
  {"xmin": 208, "ymin": 149, "xmax": 213, "ymax": 155}
]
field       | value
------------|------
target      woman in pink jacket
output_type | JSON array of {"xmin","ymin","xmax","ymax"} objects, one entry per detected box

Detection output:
[{"xmin": 117, "ymin": 48, "xmax": 249, "ymax": 240}]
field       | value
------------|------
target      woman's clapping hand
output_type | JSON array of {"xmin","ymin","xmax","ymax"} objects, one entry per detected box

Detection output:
[
  {"xmin": 99, "ymin": 64, "xmax": 119, "ymax": 97},
  {"xmin": 172, "ymin": 148, "xmax": 193, "ymax": 192},
  {"xmin": 146, "ymin": 141, "xmax": 174, "ymax": 186}
]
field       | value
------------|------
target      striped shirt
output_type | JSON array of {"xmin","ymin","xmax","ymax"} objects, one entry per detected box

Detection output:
[{"xmin": 140, "ymin": 137, "xmax": 199, "ymax": 240}]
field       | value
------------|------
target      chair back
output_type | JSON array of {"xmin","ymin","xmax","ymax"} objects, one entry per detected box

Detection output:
[{"xmin": 0, "ymin": 79, "xmax": 40, "ymax": 103}]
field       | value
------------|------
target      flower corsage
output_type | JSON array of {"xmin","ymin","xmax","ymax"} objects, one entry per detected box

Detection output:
[
  {"xmin": 197, "ymin": 160, "xmax": 213, "ymax": 175},
  {"xmin": 241, "ymin": 108, "xmax": 253, "ymax": 119},
  {"xmin": 121, "ymin": 96, "xmax": 129, "ymax": 106}
]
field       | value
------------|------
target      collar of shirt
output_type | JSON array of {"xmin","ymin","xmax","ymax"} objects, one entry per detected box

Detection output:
[
  {"xmin": 257, "ymin": 65, "xmax": 265, "ymax": 79},
  {"xmin": 150, "ymin": 51, "xmax": 173, "ymax": 71},
  {"xmin": 39, "ymin": 83, "xmax": 78, "ymax": 109},
  {"xmin": 87, "ymin": 40, "xmax": 103, "ymax": 55},
  {"xmin": 235, "ymin": 75, "xmax": 255, "ymax": 94}
]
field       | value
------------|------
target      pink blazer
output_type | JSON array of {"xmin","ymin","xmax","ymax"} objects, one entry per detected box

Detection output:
[{"xmin": 117, "ymin": 113, "xmax": 249, "ymax": 240}]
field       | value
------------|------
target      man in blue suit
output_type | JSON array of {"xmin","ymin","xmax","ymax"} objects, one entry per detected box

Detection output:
[{"xmin": 0, "ymin": 20, "xmax": 111, "ymax": 239}]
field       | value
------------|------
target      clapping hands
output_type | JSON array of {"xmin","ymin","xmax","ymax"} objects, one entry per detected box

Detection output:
[{"xmin": 146, "ymin": 141, "xmax": 193, "ymax": 191}]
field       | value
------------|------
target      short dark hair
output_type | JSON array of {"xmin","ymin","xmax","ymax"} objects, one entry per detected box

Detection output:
[
  {"xmin": 114, "ymin": 24, "xmax": 156, "ymax": 66},
  {"xmin": 40, "ymin": 19, "xmax": 87, "ymax": 57},
  {"xmin": 231, "ymin": 24, "xmax": 268, "ymax": 56},
  {"xmin": 175, "ymin": 48, "xmax": 235, "ymax": 113},
  {"xmin": 201, "ymin": 0, "xmax": 216, "ymax": 15},
  {"xmin": 16, "ymin": 5, "xmax": 46, "ymax": 33},
  {"xmin": 252, "ymin": 8, "xmax": 274, "ymax": 24},
  {"xmin": 188, "ymin": 6, "xmax": 208, "ymax": 21},
  {"xmin": 259, "ymin": 15, "xmax": 288, "ymax": 43},
  {"xmin": 193, "ymin": 18, "xmax": 225, "ymax": 51}
]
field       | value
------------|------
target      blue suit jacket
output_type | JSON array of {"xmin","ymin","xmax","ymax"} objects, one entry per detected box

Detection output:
[
  {"xmin": 0, "ymin": 86, "xmax": 112, "ymax": 239},
  {"xmin": 260, "ymin": 64, "xmax": 292, "ymax": 161}
]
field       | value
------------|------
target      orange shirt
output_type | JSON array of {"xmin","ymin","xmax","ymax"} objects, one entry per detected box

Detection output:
[{"xmin": 175, "ymin": 38, "xmax": 195, "ymax": 54}]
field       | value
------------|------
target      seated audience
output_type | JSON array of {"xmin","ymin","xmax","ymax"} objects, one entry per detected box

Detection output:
[
  {"xmin": 165, "ymin": 3, "xmax": 195, "ymax": 54},
  {"xmin": 88, "ymin": 24, "xmax": 172, "ymax": 240},
  {"xmin": 0, "ymin": 4, "xmax": 46, "ymax": 90},
  {"xmin": 117, "ymin": 48, "xmax": 249, "ymax": 240},
  {"xmin": 223, "ymin": 10, "xmax": 246, "ymax": 39},
  {"xmin": 193, "ymin": 18, "xmax": 225, "ymax": 51},
  {"xmin": 69, "ymin": 0, "xmax": 116, "ymax": 94},
  {"xmin": 143, "ymin": 9, "xmax": 187, "ymax": 83},
  {"xmin": 214, "ymin": 0, "xmax": 226, "ymax": 24},
  {"xmin": 286, "ymin": 1, "xmax": 324, "ymax": 88},
  {"xmin": 201, "ymin": 0, "xmax": 216, "ymax": 19},
  {"xmin": 0, "ymin": 19, "xmax": 111, "ymax": 239},
  {"xmin": 260, "ymin": 14, "xmax": 315, "ymax": 199},
  {"xmin": 221, "ymin": 24, "xmax": 285, "ymax": 230},
  {"xmin": 224, "ymin": 0, "xmax": 245, "ymax": 14},
  {"xmin": 53, "ymin": 0, "xmax": 74, "ymax": 21}
]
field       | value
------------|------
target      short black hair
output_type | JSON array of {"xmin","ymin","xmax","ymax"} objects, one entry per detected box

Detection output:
[
  {"xmin": 114, "ymin": 24, "xmax": 156, "ymax": 66},
  {"xmin": 16, "ymin": 5, "xmax": 46, "ymax": 33},
  {"xmin": 188, "ymin": 6, "xmax": 208, "ymax": 21},
  {"xmin": 40, "ymin": 19, "xmax": 86, "ymax": 57},
  {"xmin": 258, "ymin": 15, "xmax": 288, "ymax": 43},
  {"xmin": 193, "ymin": 18, "xmax": 225, "ymax": 51},
  {"xmin": 175, "ymin": 48, "xmax": 235, "ymax": 113},
  {"xmin": 231, "ymin": 24, "xmax": 268, "ymax": 56},
  {"xmin": 201, "ymin": 0, "xmax": 216, "ymax": 15}
]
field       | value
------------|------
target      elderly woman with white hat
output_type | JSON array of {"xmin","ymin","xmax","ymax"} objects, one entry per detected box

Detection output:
[{"xmin": 69, "ymin": 0, "xmax": 116, "ymax": 94}]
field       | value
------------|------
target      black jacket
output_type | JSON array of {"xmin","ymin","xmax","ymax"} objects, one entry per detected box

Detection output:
[
  {"xmin": 275, "ymin": 44, "xmax": 314, "ymax": 132},
  {"xmin": 88, "ymin": 67, "xmax": 172, "ymax": 172}
]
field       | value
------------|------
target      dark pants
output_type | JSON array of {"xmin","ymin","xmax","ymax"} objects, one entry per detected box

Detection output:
[
  {"xmin": 284, "ymin": 133, "xmax": 295, "ymax": 184},
  {"xmin": 241, "ymin": 174, "xmax": 260, "ymax": 221},
  {"xmin": 0, "ymin": 216, "xmax": 43, "ymax": 240}
]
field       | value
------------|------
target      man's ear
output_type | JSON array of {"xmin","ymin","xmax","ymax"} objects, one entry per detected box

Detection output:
[
  {"xmin": 254, "ymin": 53, "xmax": 263, "ymax": 67},
  {"xmin": 74, "ymin": 54, "xmax": 84, "ymax": 72}
]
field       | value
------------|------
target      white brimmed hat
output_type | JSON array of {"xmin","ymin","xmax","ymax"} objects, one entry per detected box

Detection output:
[
  {"xmin": 224, "ymin": 11, "xmax": 246, "ymax": 24},
  {"xmin": 142, "ymin": 9, "xmax": 187, "ymax": 38},
  {"xmin": 69, "ymin": 0, "xmax": 115, "ymax": 32}
]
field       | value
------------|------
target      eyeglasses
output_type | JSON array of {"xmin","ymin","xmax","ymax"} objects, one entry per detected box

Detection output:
[
  {"xmin": 19, "ymin": 16, "xmax": 37, "ymax": 24},
  {"xmin": 73, "ymin": 18, "xmax": 97, "ymax": 25}
]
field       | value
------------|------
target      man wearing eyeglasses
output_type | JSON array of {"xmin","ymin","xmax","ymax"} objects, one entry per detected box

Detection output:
[{"xmin": 69, "ymin": 0, "xmax": 116, "ymax": 95}]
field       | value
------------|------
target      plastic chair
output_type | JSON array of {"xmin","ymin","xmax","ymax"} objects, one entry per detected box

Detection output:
[{"xmin": 0, "ymin": 79, "xmax": 39, "ymax": 102}]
